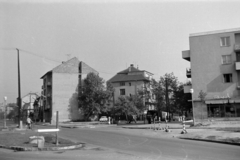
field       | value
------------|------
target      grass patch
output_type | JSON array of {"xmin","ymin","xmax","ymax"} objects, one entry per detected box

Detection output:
[{"xmin": 0, "ymin": 131, "xmax": 78, "ymax": 148}]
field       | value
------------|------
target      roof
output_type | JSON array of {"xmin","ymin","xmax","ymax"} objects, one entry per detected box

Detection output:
[
  {"xmin": 190, "ymin": 27, "xmax": 240, "ymax": 37},
  {"xmin": 108, "ymin": 73, "xmax": 150, "ymax": 83},
  {"xmin": 108, "ymin": 64, "xmax": 153, "ymax": 83},
  {"xmin": 40, "ymin": 71, "xmax": 52, "ymax": 79},
  {"xmin": 40, "ymin": 57, "xmax": 98, "ymax": 79},
  {"xmin": 117, "ymin": 66, "xmax": 141, "ymax": 74}
]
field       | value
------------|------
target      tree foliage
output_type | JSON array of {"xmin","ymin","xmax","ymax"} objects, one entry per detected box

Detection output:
[
  {"xmin": 151, "ymin": 73, "xmax": 192, "ymax": 118},
  {"xmin": 6, "ymin": 103, "xmax": 18, "ymax": 119},
  {"xmin": 79, "ymin": 72, "xmax": 112, "ymax": 120},
  {"xmin": 113, "ymin": 94, "xmax": 145, "ymax": 119}
]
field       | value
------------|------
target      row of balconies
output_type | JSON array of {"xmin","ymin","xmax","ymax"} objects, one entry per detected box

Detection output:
[
  {"xmin": 183, "ymin": 44, "xmax": 240, "ymax": 78},
  {"xmin": 182, "ymin": 44, "xmax": 240, "ymax": 62}
]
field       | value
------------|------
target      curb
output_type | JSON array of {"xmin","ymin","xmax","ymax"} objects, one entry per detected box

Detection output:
[
  {"xmin": 121, "ymin": 126, "xmax": 187, "ymax": 129},
  {"xmin": 60, "ymin": 124, "xmax": 117, "ymax": 129},
  {"xmin": 178, "ymin": 137, "xmax": 240, "ymax": 146},
  {"xmin": 0, "ymin": 143, "xmax": 85, "ymax": 151}
]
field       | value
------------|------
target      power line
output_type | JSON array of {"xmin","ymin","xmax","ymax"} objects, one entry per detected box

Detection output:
[{"xmin": 1, "ymin": 47, "xmax": 159, "ymax": 76}]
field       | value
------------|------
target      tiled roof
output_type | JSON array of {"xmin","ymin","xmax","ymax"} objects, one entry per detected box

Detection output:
[
  {"xmin": 108, "ymin": 74, "xmax": 150, "ymax": 83},
  {"xmin": 117, "ymin": 66, "xmax": 141, "ymax": 74},
  {"xmin": 40, "ymin": 57, "xmax": 98, "ymax": 79},
  {"xmin": 108, "ymin": 65, "xmax": 153, "ymax": 83},
  {"xmin": 53, "ymin": 57, "xmax": 79, "ymax": 73}
]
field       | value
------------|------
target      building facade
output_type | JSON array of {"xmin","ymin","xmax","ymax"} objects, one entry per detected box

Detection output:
[
  {"xmin": 40, "ymin": 57, "xmax": 98, "ymax": 123},
  {"xmin": 108, "ymin": 64, "xmax": 156, "ymax": 111},
  {"xmin": 21, "ymin": 92, "xmax": 39, "ymax": 121},
  {"xmin": 183, "ymin": 28, "xmax": 240, "ymax": 123}
]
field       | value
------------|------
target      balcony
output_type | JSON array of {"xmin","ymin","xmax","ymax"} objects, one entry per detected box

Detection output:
[
  {"xmin": 184, "ymin": 85, "xmax": 192, "ymax": 93},
  {"xmin": 234, "ymin": 44, "xmax": 240, "ymax": 52},
  {"xmin": 182, "ymin": 50, "xmax": 190, "ymax": 61},
  {"xmin": 186, "ymin": 68, "xmax": 191, "ymax": 78},
  {"xmin": 237, "ymin": 85, "xmax": 240, "ymax": 90},
  {"xmin": 235, "ymin": 62, "xmax": 240, "ymax": 70}
]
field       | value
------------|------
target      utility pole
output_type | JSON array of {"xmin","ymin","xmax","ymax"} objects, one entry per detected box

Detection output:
[
  {"xmin": 3, "ymin": 96, "xmax": 7, "ymax": 129},
  {"xmin": 78, "ymin": 62, "xmax": 82, "ymax": 108},
  {"xmin": 165, "ymin": 78, "xmax": 169, "ymax": 121},
  {"xmin": 17, "ymin": 48, "xmax": 22, "ymax": 129}
]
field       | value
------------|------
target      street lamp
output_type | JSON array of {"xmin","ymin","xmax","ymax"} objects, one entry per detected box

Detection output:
[
  {"xmin": 3, "ymin": 96, "xmax": 7, "ymax": 129},
  {"xmin": 190, "ymin": 89, "xmax": 195, "ymax": 126}
]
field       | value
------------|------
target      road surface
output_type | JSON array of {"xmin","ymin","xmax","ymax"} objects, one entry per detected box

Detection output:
[{"xmin": 0, "ymin": 125, "xmax": 239, "ymax": 160}]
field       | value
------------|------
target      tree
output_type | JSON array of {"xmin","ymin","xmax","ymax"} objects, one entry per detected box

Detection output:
[
  {"xmin": 6, "ymin": 103, "xmax": 18, "ymax": 120},
  {"xmin": 79, "ymin": 72, "xmax": 112, "ymax": 120},
  {"xmin": 173, "ymin": 82, "xmax": 192, "ymax": 116},
  {"xmin": 113, "ymin": 94, "xmax": 145, "ymax": 121},
  {"xmin": 151, "ymin": 78, "xmax": 165, "ymax": 117},
  {"xmin": 159, "ymin": 73, "xmax": 178, "ymax": 120}
]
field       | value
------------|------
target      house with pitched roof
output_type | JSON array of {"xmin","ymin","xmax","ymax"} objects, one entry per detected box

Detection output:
[
  {"xmin": 40, "ymin": 57, "xmax": 98, "ymax": 123},
  {"xmin": 108, "ymin": 64, "xmax": 156, "ymax": 112}
]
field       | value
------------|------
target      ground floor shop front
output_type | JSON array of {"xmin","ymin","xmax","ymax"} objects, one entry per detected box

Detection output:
[{"xmin": 193, "ymin": 99, "xmax": 240, "ymax": 123}]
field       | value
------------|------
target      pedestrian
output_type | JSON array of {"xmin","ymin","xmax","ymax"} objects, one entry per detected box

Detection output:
[{"xmin": 26, "ymin": 116, "xmax": 32, "ymax": 129}]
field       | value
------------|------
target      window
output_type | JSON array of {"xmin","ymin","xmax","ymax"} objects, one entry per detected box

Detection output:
[
  {"xmin": 120, "ymin": 82, "xmax": 125, "ymax": 86},
  {"xmin": 223, "ymin": 74, "xmax": 232, "ymax": 83},
  {"xmin": 120, "ymin": 89, "xmax": 125, "ymax": 95},
  {"xmin": 222, "ymin": 55, "xmax": 231, "ymax": 64},
  {"xmin": 220, "ymin": 37, "xmax": 230, "ymax": 47}
]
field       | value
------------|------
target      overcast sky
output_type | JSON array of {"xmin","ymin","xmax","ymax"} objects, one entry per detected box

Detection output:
[{"xmin": 1, "ymin": 0, "xmax": 240, "ymax": 103}]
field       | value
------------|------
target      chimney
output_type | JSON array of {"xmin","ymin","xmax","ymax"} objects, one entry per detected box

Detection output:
[{"xmin": 129, "ymin": 64, "xmax": 134, "ymax": 72}]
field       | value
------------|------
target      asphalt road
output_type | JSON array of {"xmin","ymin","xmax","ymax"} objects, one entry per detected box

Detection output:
[{"xmin": 0, "ymin": 126, "xmax": 240, "ymax": 160}]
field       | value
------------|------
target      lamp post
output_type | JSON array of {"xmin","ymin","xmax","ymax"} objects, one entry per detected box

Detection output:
[
  {"xmin": 190, "ymin": 89, "xmax": 195, "ymax": 126},
  {"xmin": 3, "ymin": 96, "xmax": 7, "ymax": 129},
  {"xmin": 16, "ymin": 48, "xmax": 22, "ymax": 129}
]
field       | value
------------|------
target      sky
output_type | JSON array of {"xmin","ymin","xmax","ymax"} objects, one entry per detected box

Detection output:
[{"xmin": 1, "ymin": 0, "xmax": 240, "ymax": 103}]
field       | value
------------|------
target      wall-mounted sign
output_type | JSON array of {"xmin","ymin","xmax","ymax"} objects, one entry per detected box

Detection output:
[{"xmin": 213, "ymin": 94, "xmax": 230, "ymax": 100}]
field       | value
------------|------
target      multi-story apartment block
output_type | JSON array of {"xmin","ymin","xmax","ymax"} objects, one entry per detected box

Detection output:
[
  {"xmin": 108, "ymin": 64, "xmax": 155, "ymax": 111},
  {"xmin": 183, "ymin": 28, "xmax": 240, "ymax": 123},
  {"xmin": 40, "ymin": 57, "xmax": 98, "ymax": 123}
]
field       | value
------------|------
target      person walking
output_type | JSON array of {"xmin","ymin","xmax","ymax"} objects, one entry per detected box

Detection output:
[{"xmin": 26, "ymin": 116, "xmax": 32, "ymax": 129}]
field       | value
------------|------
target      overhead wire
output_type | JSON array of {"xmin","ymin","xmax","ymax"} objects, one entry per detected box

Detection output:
[{"xmin": 1, "ymin": 48, "xmax": 161, "ymax": 76}]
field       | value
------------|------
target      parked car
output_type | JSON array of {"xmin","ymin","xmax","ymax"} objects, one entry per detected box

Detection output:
[{"xmin": 99, "ymin": 116, "xmax": 108, "ymax": 122}]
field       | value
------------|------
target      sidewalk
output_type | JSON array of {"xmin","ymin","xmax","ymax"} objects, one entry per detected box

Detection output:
[{"xmin": 117, "ymin": 121, "xmax": 240, "ymax": 145}]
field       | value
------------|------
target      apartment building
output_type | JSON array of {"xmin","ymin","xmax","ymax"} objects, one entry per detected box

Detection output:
[
  {"xmin": 40, "ymin": 57, "xmax": 98, "ymax": 123},
  {"xmin": 108, "ymin": 64, "xmax": 156, "ymax": 111},
  {"xmin": 183, "ymin": 28, "xmax": 240, "ymax": 123}
]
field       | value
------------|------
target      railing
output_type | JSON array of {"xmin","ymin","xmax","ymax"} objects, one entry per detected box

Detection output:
[{"xmin": 234, "ymin": 44, "xmax": 240, "ymax": 51}]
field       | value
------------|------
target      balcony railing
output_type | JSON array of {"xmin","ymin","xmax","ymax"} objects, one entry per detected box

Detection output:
[
  {"xmin": 186, "ymin": 68, "xmax": 191, "ymax": 78},
  {"xmin": 234, "ymin": 44, "xmax": 240, "ymax": 51},
  {"xmin": 235, "ymin": 62, "xmax": 240, "ymax": 70},
  {"xmin": 182, "ymin": 50, "xmax": 190, "ymax": 61}
]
